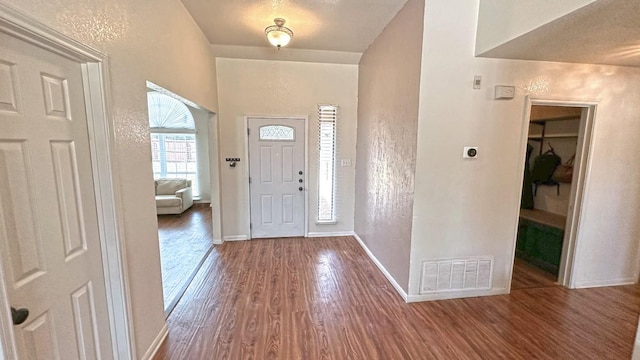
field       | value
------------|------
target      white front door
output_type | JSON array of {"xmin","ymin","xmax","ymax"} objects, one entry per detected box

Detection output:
[
  {"xmin": 0, "ymin": 32, "xmax": 113, "ymax": 359},
  {"xmin": 248, "ymin": 118, "xmax": 305, "ymax": 238}
]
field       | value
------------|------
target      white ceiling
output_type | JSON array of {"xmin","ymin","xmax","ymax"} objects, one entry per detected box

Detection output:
[
  {"xmin": 479, "ymin": 0, "xmax": 640, "ymax": 67},
  {"xmin": 180, "ymin": 0, "xmax": 408, "ymax": 53}
]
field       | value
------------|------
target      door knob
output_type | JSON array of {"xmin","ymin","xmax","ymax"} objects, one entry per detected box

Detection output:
[
  {"xmin": 11, "ymin": 307, "xmax": 29, "ymax": 325},
  {"xmin": 298, "ymin": 171, "xmax": 303, "ymax": 175},
  {"xmin": 298, "ymin": 179, "xmax": 303, "ymax": 183},
  {"xmin": 298, "ymin": 187, "xmax": 303, "ymax": 191}
]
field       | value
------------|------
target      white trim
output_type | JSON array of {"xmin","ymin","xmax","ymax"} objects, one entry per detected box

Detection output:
[
  {"xmin": 0, "ymin": 5, "xmax": 134, "ymax": 359},
  {"xmin": 140, "ymin": 324, "xmax": 168, "ymax": 360},
  {"xmin": 307, "ymin": 231, "xmax": 354, "ymax": 238},
  {"xmin": 223, "ymin": 235, "xmax": 250, "ymax": 241},
  {"xmin": 508, "ymin": 97, "xmax": 598, "ymax": 291},
  {"xmin": 83, "ymin": 61, "xmax": 135, "ymax": 360},
  {"xmin": 407, "ymin": 288, "xmax": 508, "ymax": 303},
  {"xmin": 315, "ymin": 221, "xmax": 338, "ymax": 225},
  {"xmin": 208, "ymin": 113, "xmax": 224, "ymax": 246},
  {"xmin": 243, "ymin": 116, "xmax": 252, "ymax": 238},
  {"xmin": 304, "ymin": 116, "xmax": 310, "ymax": 238},
  {"xmin": 244, "ymin": 115, "xmax": 309, "ymax": 239},
  {"xmin": 573, "ymin": 278, "xmax": 637, "ymax": 289},
  {"xmin": 0, "ymin": 252, "xmax": 16, "ymax": 360},
  {"xmin": 213, "ymin": 238, "xmax": 224, "ymax": 245},
  {"xmin": 147, "ymin": 81, "xmax": 207, "ymax": 112},
  {"xmin": 352, "ymin": 233, "xmax": 408, "ymax": 302},
  {"xmin": 149, "ymin": 128, "xmax": 197, "ymax": 134}
]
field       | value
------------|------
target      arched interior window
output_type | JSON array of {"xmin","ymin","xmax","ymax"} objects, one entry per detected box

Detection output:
[
  {"xmin": 148, "ymin": 92, "xmax": 199, "ymax": 196},
  {"xmin": 148, "ymin": 92, "xmax": 195, "ymax": 130}
]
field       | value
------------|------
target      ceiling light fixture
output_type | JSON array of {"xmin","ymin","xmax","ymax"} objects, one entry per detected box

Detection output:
[{"xmin": 265, "ymin": 18, "xmax": 293, "ymax": 49}]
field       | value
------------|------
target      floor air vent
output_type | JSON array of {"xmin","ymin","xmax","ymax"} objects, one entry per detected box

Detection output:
[{"xmin": 420, "ymin": 257, "xmax": 493, "ymax": 294}]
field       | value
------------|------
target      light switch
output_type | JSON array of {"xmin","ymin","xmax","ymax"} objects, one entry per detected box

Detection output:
[
  {"xmin": 473, "ymin": 76, "xmax": 482, "ymax": 90},
  {"xmin": 340, "ymin": 159, "xmax": 351, "ymax": 167}
]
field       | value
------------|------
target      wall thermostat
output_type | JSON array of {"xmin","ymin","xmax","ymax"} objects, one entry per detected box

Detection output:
[
  {"xmin": 494, "ymin": 85, "xmax": 515, "ymax": 99},
  {"xmin": 463, "ymin": 147, "xmax": 478, "ymax": 159}
]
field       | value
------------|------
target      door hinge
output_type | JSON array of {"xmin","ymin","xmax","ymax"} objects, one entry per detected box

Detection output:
[
  {"xmin": 247, "ymin": 128, "xmax": 250, "ymax": 136},
  {"xmin": 249, "ymin": 176, "xmax": 252, "ymax": 184},
  {"xmin": 250, "ymin": 223, "xmax": 252, "ymax": 229}
]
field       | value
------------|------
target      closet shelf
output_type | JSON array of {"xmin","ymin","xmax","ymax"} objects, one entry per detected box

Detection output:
[
  {"xmin": 520, "ymin": 209, "xmax": 566, "ymax": 230},
  {"xmin": 528, "ymin": 133, "xmax": 579, "ymax": 140}
]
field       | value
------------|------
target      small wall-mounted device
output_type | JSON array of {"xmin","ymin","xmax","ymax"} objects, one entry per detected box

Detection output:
[
  {"xmin": 494, "ymin": 85, "xmax": 515, "ymax": 99},
  {"xmin": 473, "ymin": 75, "xmax": 482, "ymax": 90},
  {"xmin": 463, "ymin": 147, "xmax": 478, "ymax": 159},
  {"xmin": 225, "ymin": 157, "xmax": 240, "ymax": 168}
]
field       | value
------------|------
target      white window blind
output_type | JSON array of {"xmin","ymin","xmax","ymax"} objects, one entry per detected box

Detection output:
[
  {"xmin": 147, "ymin": 92, "xmax": 200, "ymax": 196},
  {"xmin": 150, "ymin": 133, "xmax": 199, "ymax": 196},
  {"xmin": 318, "ymin": 105, "xmax": 337, "ymax": 222}
]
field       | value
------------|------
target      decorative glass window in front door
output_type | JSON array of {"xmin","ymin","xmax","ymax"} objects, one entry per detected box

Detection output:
[{"xmin": 259, "ymin": 125, "xmax": 295, "ymax": 141}]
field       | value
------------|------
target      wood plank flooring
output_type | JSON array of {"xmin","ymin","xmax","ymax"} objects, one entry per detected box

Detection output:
[
  {"xmin": 157, "ymin": 206, "xmax": 213, "ymax": 314},
  {"xmin": 511, "ymin": 257, "xmax": 558, "ymax": 290},
  {"xmin": 154, "ymin": 236, "xmax": 639, "ymax": 359}
]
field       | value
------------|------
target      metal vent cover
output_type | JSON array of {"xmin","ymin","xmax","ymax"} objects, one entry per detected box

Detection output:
[{"xmin": 420, "ymin": 257, "xmax": 493, "ymax": 294}]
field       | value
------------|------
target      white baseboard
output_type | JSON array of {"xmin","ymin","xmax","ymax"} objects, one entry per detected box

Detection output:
[
  {"xmin": 352, "ymin": 232, "xmax": 408, "ymax": 302},
  {"xmin": 140, "ymin": 324, "xmax": 168, "ymax": 360},
  {"xmin": 407, "ymin": 288, "xmax": 508, "ymax": 303},
  {"xmin": 223, "ymin": 235, "xmax": 249, "ymax": 241},
  {"xmin": 307, "ymin": 231, "xmax": 355, "ymax": 238},
  {"xmin": 212, "ymin": 238, "xmax": 223, "ymax": 245},
  {"xmin": 574, "ymin": 277, "xmax": 637, "ymax": 289}
]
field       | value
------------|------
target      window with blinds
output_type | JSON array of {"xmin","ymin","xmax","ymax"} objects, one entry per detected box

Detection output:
[
  {"xmin": 148, "ymin": 92, "xmax": 200, "ymax": 196},
  {"xmin": 317, "ymin": 105, "xmax": 337, "ymax": 223}
]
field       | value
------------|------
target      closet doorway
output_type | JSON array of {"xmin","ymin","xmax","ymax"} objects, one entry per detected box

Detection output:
[{"xmin": 511, "ymin": 100, "xmax": 596, "ymax": 291}]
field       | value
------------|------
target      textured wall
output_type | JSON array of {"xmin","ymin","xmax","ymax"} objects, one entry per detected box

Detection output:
[
  {"xmin": 0, "ymin": 0, "xmax": 218, "ymax": 356},
  {"xmin": 476, "ymin": 0, "xmax": 595, "ymax": 54},
  {"xmin": 354, "ymin": 0, "xmax": 425, "ymax": 292},
  {"xmin": 216, "ymin": 58, "xmax": 358, "ymax": 238},
  {"xmin": 410, "ymin": 0, "xmax": 640, "ymax": 295}
]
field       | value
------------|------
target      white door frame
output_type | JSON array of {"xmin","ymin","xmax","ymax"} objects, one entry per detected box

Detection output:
[
  {"xmin": 244, "ymin": 115, "xmax": 309, "ymax": 239},
  {"xmin": 0, "ymin": 5, "xmax": 134, "ymax": 359},
  {"xmin": 209, "ymin": 112, "xmax": 224, "ymax": 244},
  {"xmin": 509, "ymin": 96, "xmax": 598, "ymax": 290}
]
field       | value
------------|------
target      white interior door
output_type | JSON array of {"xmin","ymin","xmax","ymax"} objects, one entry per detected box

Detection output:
[
  {"xmin": 0, "ymin": 32, "xmax": 113, "ymax": 359},
  {"xmin": 248, "ymin": 118, "xmax": 305, "ymax": 238}
]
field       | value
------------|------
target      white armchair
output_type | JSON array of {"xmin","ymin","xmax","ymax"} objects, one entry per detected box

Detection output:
[{"xmin": 155, "ymin": 178, "xmax": 194, "ymax": 215}]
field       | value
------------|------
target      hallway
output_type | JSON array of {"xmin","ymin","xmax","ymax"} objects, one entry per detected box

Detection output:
[{"xmin": 154, "ymin": 236, "xmax": 639, "ymax": 359}]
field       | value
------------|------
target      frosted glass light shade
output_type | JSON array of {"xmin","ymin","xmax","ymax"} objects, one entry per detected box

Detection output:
[
  {"xmin": 265, "ymin": 18, "xmax": 293, "ymax": 48},
  {"xmin": 267, "ymin": 30, "xmax": 291, "ymax": 47}
]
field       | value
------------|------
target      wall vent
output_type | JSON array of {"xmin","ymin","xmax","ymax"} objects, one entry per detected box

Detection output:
[{"xmin": 420, "ymin": 257, "xmax": 493, "ymax": 294}]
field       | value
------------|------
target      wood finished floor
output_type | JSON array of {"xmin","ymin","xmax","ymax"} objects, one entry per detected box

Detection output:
[
  {"xmin": 158, "ymin": 206, "xmax": 213, "ymax": 313},
  {"xmin": 511, "ymin": 257, "xmax": 558, "ymax": 290},
  {"xmin": 154, "ymin": 236, "xmax": 640, "ymax": 360}
]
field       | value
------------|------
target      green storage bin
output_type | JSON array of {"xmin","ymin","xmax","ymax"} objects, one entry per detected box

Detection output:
[{"xmin": 516, "ymin": 219, "xmax": 564, "ymax": 276}]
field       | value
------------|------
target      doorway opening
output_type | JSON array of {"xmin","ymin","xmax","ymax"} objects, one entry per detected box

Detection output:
[
  {"xmin": 246, "ymin": 116, "xmax": 308, "ymax": 239},
  {"xmin": 511, "ymin": 101, "xmax": 596, "ymax": 291},
  {"xmin": 146, "ymin": 82, "xmax": 220, "ymax": 316}
]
